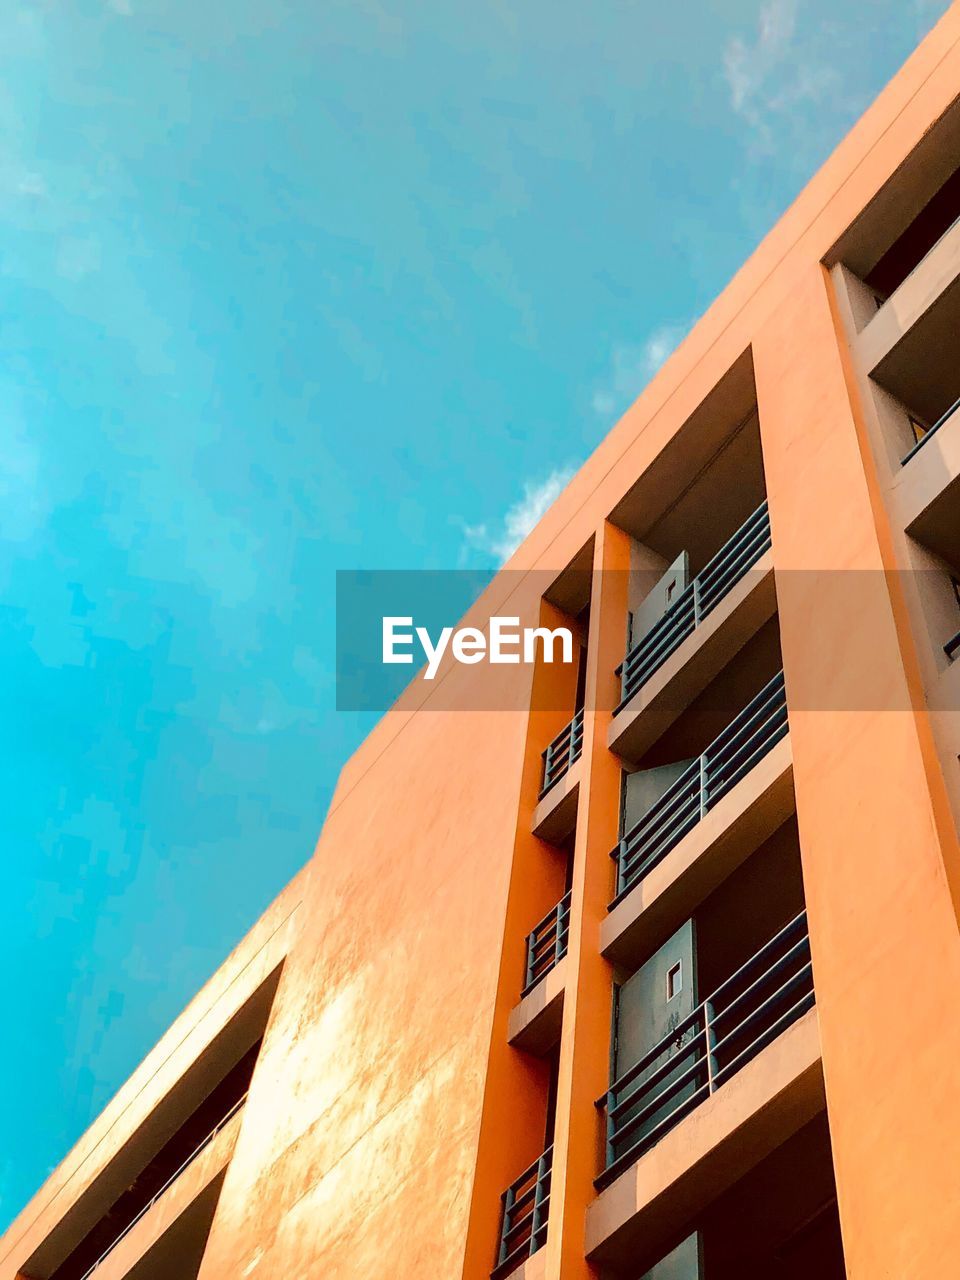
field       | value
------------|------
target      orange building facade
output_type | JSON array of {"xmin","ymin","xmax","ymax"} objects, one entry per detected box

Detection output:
[{"xmin": 5, "ymin": 10, "xmax": 960, "ymax": 1280}]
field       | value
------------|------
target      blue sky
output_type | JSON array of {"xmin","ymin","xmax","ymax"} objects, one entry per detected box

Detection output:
[{"xmin": 0, "ymin": 0, "xmax": 949, "ymax": 1228}]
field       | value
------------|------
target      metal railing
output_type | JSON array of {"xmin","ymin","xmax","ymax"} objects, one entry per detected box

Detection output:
[
  {"xmin": 493, "ymin": 1146, "xmax": 553, "ymax": 1277},
  {"xmin": 79, "ymin": 1093, "xmax": 248, "ymax": 1280},
  {"xmin": 611, "ymin": 670, "xmax": 788, "ymax": 905},
  {"xmin": 597, "ymin": 911, "xmax": 813, "ymax": 1187},
  {"xmin": 902, "ymin": 391, "xmax": 960, "ymax": 464},
  {"xmin": 521, "ymin": 892, "xmax": 572, "ymax": 997},
  {"xmin": 539, "ymin": 709, "xmax": 584, "ymax": 798},
  {"xmin": 616, "ymin": 502, "xmax": 772, "ymax": 712},
  {"xmin": 946, "ymin": 628, "xmax": 960, "ymax": 661}
]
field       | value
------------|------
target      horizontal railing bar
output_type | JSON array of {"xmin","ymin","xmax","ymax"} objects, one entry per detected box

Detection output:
[
  {"xmin": 529, "ymin": 922, "xmax": 560, "ymax": 949},
  {"xmin": 619, "ymin": 772, "xmax": 700, "ymax": 840},
  {"xmin": 494, "ymin": 1147, "xmax": 553, "ymax": 1277},
  {"xmin": 710, "ymin": 936, "xmax": 811, "ymax": 1028},
  {"xmin": 705, "ymin": 672, "xmax": 785, "ymax": 758},
  {"xmin": 709, "ymin": 910, "xmax": 807, "ymax": 1004},
  {"xmin": 707, "ymin": 729, "xmax": 789, "ymax": 807},
  {"xmin": 623, "ymin": 596, "xmax": 696, "ymax": 669},
  {"xmin": 494, "ymin": 1242, "xmax": 536, "ymax": 1277},
  {"xmin": 527, "ymin": 891, "xmax": 572, "ymax": 941},
  {"xmin": 80, "ymin": 1092, "xmax": 248, "ymax": 1280},
  {"xmin": 710, "ymin": 963, "xmax": 813, "ymax": 1063},
  {"xmin": 705, "ymin": 694, "xmax": 786, "ymax": 770},
  {"xmin": 612, "ymin": 671, "xmax": 788, "ymax": 903},
  {"xmin": 502, "ymin": 1202, "xmax": 537, "ymax": 1240},
  {"xmin": 619, "ymin": 763, "xmax": 700, "ymax": 846},
  {"xmin": 694, "ymin": 502, "xmax": 768, "ymax": 593},
  {"xmin": 716, "ymin": 952, "xmax": 814, "ymax": 1039},
  {"xmin": 714, "ymin": 988, "xmax": 815, "ymax": 1088},
  {"xmin": 521, "ymin": 892, "xmax": 572, "ymax": 994},
  {"xmin": 705, "ymin": 719, "xmax": 788, "ymax": 808},
  {"xmin": 621, "ymin": 590, "xmax": 696, "ymax": 673},
  {"xmin": 619, "ymin": 803, "xmax": 700, "ymax": 885},
  {"xmin": 605, "ymin": 911, "xmax": 807, "ymax": 1102},
  {"xmin": 604, "ymin": 1008, "xmax": 706, "ymax": 1099},
  {"xmin": 706, "ymin": 704, "xmax": 787, "ymax": 781},
  {"xmin": 619, "ymin": 617, "xmax": 697, "ymax": 691},
  {"xmin": 539, "ymin": 711, "xmax": 584, "ymax": 797},
  {"xmin": 501, "ymin": 1146, "xmax": 553, "ymax": 1195},
  {"xmin": 618, "ymin": 817, "xmax": 701, "ymax": 898},
  {"xmin": 611, "ymin": 1074, "xmax": 707, "ymax": 1153},
  {"xmin": 610, "ymin": 1050, "xmax": 706, "ymax": 1135},
  {"xmin": 616, "ymin": 502, "xmax": 771, "ymax": 707},
  {"xmin": 697, "ymin": 524, "xmax": 769, "ymax": 600},
  {"xmin": 609, "ymin": 1031, "xmax": 705, "ymax": 1116},
  {"xmin": 607, "ymin": 1084, "xmax": 711, "ymax": 1171},
  {"xmin": 619, "ymin": 789, "xmax": 701, "ymax": 870},
  {"xmin": 504, "ymin": 1172, "xmax": 555, "ymax": 1228},
  {"xmin": 902, "ymin": 391, "xmax": 960, "ymax": 465},
  {"xmin": 620, "ymin": 819, "xmax": 701, "ymax": 891},
  {"xmin": 599, "ymin": 914, "xmax": 813, "ymax": 1183}
]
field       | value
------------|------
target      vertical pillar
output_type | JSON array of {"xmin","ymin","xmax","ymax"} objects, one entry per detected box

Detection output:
[
  {"xmin": 754, "ymin": 263, "xmax": 960, "ymax": 1278},
  {"xmin": 543, "ymin": 520, "xmax": 631, "ymax": 1280},
  {"xmin": 461, "ymin": 595, "xmax": 583, "ymax": 1280}
]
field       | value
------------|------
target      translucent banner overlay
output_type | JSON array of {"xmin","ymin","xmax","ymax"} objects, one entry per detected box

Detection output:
[{"xmin": 335, "ymin": 569, "xmax": 960, "ymax": 713}]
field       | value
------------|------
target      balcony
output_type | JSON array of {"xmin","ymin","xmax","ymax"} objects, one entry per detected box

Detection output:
[
  {"xmin": 521, "ymin": 892, "xmax": 571, "ymax": 998},
  {"xmin": 539, "ymin": 710, "xmax": 584, "ymax": 799},
  {"xmin": 492, "ymin": 1147, "xmax": 553, "ymax": 1278},
  {"xmin": 611, "ymin": 671, "xmax": 788, "ymax": 907},
  {"xmin": 597, "ymin": 911, "xmax": 813, "ymax": 1189},
  {"xmin": 78, "ymin": 1095, "xmax": 245, "ymax": 1280},
  {"xmin": 858, "ymin": 210, "xmax": 960, "ymax": 426},
  {"xmin": 616, "ymin": 502, "xmax": 772, "ymax": 713},
  {"xmin": 508, "ymin": 891, "xmax": 570, "ymax": 1055},
  {"xmin": 612, "ymin": 1115, "xmax": 844, "ymax": 1278},
  {"xmin": 532, "ymin": 712, "xmax": 584, "ymax": 843},
  {"xmin": 902, "ymin": 390, "xmax": 960, "ymax": 465}
]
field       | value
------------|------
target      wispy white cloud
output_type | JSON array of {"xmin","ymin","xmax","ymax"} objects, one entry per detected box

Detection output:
[
  {"xmin": 463, "ymin": 466, "xmax": 575, "ymax": 564},
  {"xmin": 15, "ymin": 171, "xmax": 46, "ymax": 198},
  {"xmin": 106, "ymin": 0, "xmax": 133, "ymax": 15},
  {"xmin": 592, "ymin": 322, "xmax": 688, "ymax": 419},
  {"xmin": 722, "ymin": 1, "xmax": 841, "ymax": 154}
]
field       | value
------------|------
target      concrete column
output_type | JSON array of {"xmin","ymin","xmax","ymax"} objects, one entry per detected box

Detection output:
[
  {"xmin": 754, "ymin": 262, "xmax": 960, "ymax": 1279},
  {"xmin": 543, "ymin": 520, "xmax": 631, "ymax": 1280},
  {"xmin": 461, "ymin": 595, "xmax": 584, "ymax": 1280}
]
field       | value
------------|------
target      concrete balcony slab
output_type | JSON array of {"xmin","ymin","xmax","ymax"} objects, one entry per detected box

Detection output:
[
  {"xmin": 602, "ymin": 735, "xmax": 795, "ymax": 970},
  {"xmin": 894, "ymin": 405, "xmax": 960, "ymax": 570},
  {"xmin": 532, "ymin": 762, "xmax": 580, "ymax": 843},
  {"xmin": 860, "ymin": 216, "xmax": 960, "ymax": 422},
  {"xmin": 507, "ymin": 958, "xmax": 566, "ymax": 1056},
  {"xmin": 585, "ymin": 1008, "xmax": 823, "ymax": 1271}
]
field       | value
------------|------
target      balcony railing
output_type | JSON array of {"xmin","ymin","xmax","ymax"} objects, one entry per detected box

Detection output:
[
  {"xmin": 79, "ymin": 1093, "xmax": 248, "ymax": 1280},
  {"xmin": 540, "ymin": 709, "xmax": 584, "ymax": 798},
  {"xmin": 611, "ymin": 669, "xmax": 788, "ymax": 906},
  {"xmin": 616, "ymin": 502, "xmax": 772, "ymax": 712},
  {"xmin": 946, "ymin": 628, "xmax": 960, "ymax": 661},
  {"xmin": 902, "ymin": 391, "xmax": 960, "ymax": 464},
  {"xmin": 521, "ymin": 892, "xmax": 572, "ymax": 997},
  {"xmin": 596, "ymin": 911, "xmax": 813, "ymax": 1188},
  {"xmin": 493, "ymin": 1146, "xmax": 553, "ymax": 1277}
]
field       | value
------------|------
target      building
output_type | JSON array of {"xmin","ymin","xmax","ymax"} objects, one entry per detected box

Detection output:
[{"xmin": 5, "ymin": 9, "xmax": 960, "ymax": 1280}]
